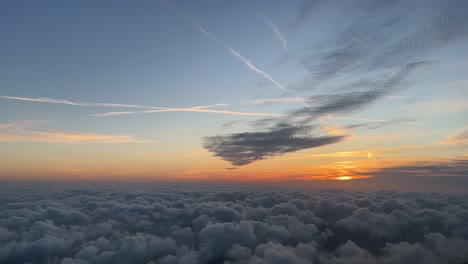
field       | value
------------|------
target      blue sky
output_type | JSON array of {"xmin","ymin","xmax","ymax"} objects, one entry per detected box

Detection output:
[{"xmin": 0, "ymin": 0, "xmax": 467, "ymax": 189}]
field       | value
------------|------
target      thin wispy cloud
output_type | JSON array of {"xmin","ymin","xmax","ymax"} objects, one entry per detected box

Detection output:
[
  {"xmin": 2, "ymin": 94, "xmax": 267, "ymax": 116},
  {"xmin": 93, "ymin": 107, "xmax": 286, "ymax": 117},
  {"xmin": 0, "ymin": 123, "xmax": 15, "ymax": 130},
  {"xmin": 245, "ymin": 97, "xmax": 307, "ymax": 105},
  {"xmin": 1, "ymin": 94, "xmax": 284, "ymax": 118},
  {"xmin": 438, "ymin": 126, "xmax": 468, "ymax": 145},
  {"xmin": 0, "ymin": 120, "xmax": 47, "ymax": 130},
  {"xmin": 162, "ymin": 1, "xmax": 288, "ymax": 93},
  {"xmin": 0, "ymin": 95, "xmax": 81, "ymax": 106},
  {"xmin": 0, "ymin": 121, "xmax": 157, "ymax": 143},
  {"xmin": 332, "ymin": 117, "xmax": 424, "ymax": 125},
  {"xmin": 289, "ymin": 0, "xmax": 320, "ymax": 30},
  {"xmin": 0, "ymin": 95, "xmax": 159, "ymax": 109},
  {"xmin": 261, "ymin": 13, "xmax": 288, "ymax": 52},
  {"xmin": 0, "ymin": 131, "xmax": 157, "ymax": 143}
]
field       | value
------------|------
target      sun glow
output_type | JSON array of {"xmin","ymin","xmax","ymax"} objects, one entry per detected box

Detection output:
[{"xmin": 334, "ymin": 176, "xmax": 353, "ymax": 181}]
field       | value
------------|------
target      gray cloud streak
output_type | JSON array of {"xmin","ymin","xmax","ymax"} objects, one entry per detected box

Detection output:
[{"xmin": 203, "ymin": 123, "xmax": 346, "ymax": 166}]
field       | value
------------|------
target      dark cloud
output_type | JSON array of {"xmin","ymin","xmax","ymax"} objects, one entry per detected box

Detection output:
[
  {"xmin": 289, "ymin": 0, "xmax": 467, "ymax": 118},
  {"xmin": 293, "ymin": 61, "xmax": 423, "ymax": 118},
  {"xmin": 299, "ymin": 1, "xmax": 466, "ymax": 82},
  {"xmin": 295, "ymin": 90, "xmax": 387, "ymax": 118},
  {"xmin": 371, "ymin": 159, "xmax": 468, "ymax": 178},
  {"xmin": 1, "ymin": 184, "xmax": 468, "ymax": 263},
  {"xmin": 343, "ymin": 118, "xmax": 421, "ymax": 131},
  {"xmin": 203, "ymin": 1, "xmax": 468, "ymax": 166},
  {"xmin": 203, "ymin": 123, "xmax": 346, "ymax": 166},
  {"xmin": 202, "ymin": 61, "xmax": 419, "ymax": 167}
]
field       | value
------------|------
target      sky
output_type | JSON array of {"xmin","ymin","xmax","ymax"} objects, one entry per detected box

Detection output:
[{"xmin": 0, "ymin": 0, "xmax": 467, "ymax": 191}]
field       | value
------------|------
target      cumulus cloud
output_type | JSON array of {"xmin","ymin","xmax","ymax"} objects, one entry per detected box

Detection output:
[{"xmin": 1, "ymin": 184, "xmax": 467, "ymax": 263}]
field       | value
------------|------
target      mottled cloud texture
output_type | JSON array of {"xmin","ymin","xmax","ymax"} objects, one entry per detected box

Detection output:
[
  {"xmin": 203, "ymin": 123, "xmax": 345, "ymax": 166},
  {"xmin": 1, "ymin": 184, "xmax": 468, "ymax": 264},
  {"xmin": 203, "ymin": 0, "xmax": 468, "ymax": 166}
]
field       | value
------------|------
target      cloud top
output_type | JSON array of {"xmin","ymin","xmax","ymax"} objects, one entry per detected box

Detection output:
[{"xmin": 1, "ymin": 185, "xmax": 467, "ymax": 263}]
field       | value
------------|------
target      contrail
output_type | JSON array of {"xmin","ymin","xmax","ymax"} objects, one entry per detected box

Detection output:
[
  {"xmin": 261, "ymin": 14, "xmax": 288, "ymax": 52},
  {"xmin": 161, "ymin": 0, "xmax": 288, "ymax": 93},
  {"xmin": 0, "ymin": 94, "xmax": 229, "ymax": 111},
  {"xmin": 0, "ymin": 95, "xmax": 159, "ymax": 109},
  {"xmin": 259, "ymin": 14, "xmax": 312, "ymax": 108},
  {"xmin": 245, "ymin": 97, "xmax": 307, "ymax": 105},
  {"xmin": 93, "ymin": 108, "xmax": 286, "ymax": 117},
  {"xmin": 1, "ymin": 94, "xmax": 285, "ymax": 117},
  {"xmin": 0, "ymin": 95, "xmax": 81, "ymax": 106}
]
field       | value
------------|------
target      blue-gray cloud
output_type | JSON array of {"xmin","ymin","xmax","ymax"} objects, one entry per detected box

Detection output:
[
  {"xmin": 1, "ymin": 185, "xmax": 468, "ymax": 263},
  {"xmin": 203, "ymin": 123, "xmax": 346, "ymax": 166},
  {"xmin": 204, "ymin": 0, "xmax": 468, "ymax": 166}
]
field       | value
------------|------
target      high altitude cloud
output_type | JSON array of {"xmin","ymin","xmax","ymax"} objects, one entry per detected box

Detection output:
[
  {"xmin": 245, "ymin": 97, "xmax": 307, "ymax": 105},
  {"xmin": 202, "ymin": 0, "xmax": 468, "ymax": 166},
  {"xmin": 1, "ymin": 95, "xmax": 266, "ymax": 117},
  {"xmin": 0, "ymin": 121, "xmax": 156, "ymax": 143},
  {"xmin": 438, "ymin": 126, "xmax": 468, "ymax": 145},
  {"xmin": 1, "ymin": 185, "xmax": 467, "ymax": 264},
  {"xmin": 261, "ymin": 14, "xmax": 288, "ymax": 53},
  {"xmin": 203, "ymin": 123, "xmax": 346, "ymax": 166},
  {"xmin": 0, "ymin": 94, "xmax": 285, "ymax": 118},
  {"xmin": 93, "ymin": 108, "xmax": 284, "ymax": 118},
  {"xmin": 341, "ymin": 118, "xmax": 423, "ymax": 131},
  {"xmin": 162, "ymin": 0, "xmax": 288, "ymax": 93},
  {"xmin": 0, "ymin": 95, "xmax": 155, "ymax": 109},
  {"xmin": 0, "ymin": 131, "xmax": 157, "ymax": 143}
]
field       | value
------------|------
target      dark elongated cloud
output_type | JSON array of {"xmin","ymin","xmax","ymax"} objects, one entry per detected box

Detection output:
[
  {"xmin": 203, "ymin": 123, "xmax": 346, "ymax": 166},
  {"xmin": 203, "ymin": 62, "xmax": 416, "ymax": 166},
  {"xmin": 293, "ymin": 60, "xmax": 427, "ymax": 118},
  {"xmin": 343, "ymin": 118, "xmax": 422, "ymax": 130},
  {"xmin": 372, "ymin": 159, "xmax": 468, "ymax": 178},
  {"xmin": 295, "ymin": 90, "xmax": 386, "ymax": 117},
  {"xmin": 203, "ymin": 0, "xmax": 468, "ymax": 166},
  {"xmin": 0, "ymin": 184, "xmax": 467, "ymax": 263}
]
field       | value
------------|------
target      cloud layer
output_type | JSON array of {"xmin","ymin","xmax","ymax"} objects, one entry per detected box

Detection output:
[{"xmin": 1, "ymin": 185, "xmax": 467, "ymax": 264}]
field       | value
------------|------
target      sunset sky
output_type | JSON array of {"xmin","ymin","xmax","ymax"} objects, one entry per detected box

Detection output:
[{"xmin": 0, "ymin": 0, "xmax": 467, "ymax": 191}]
